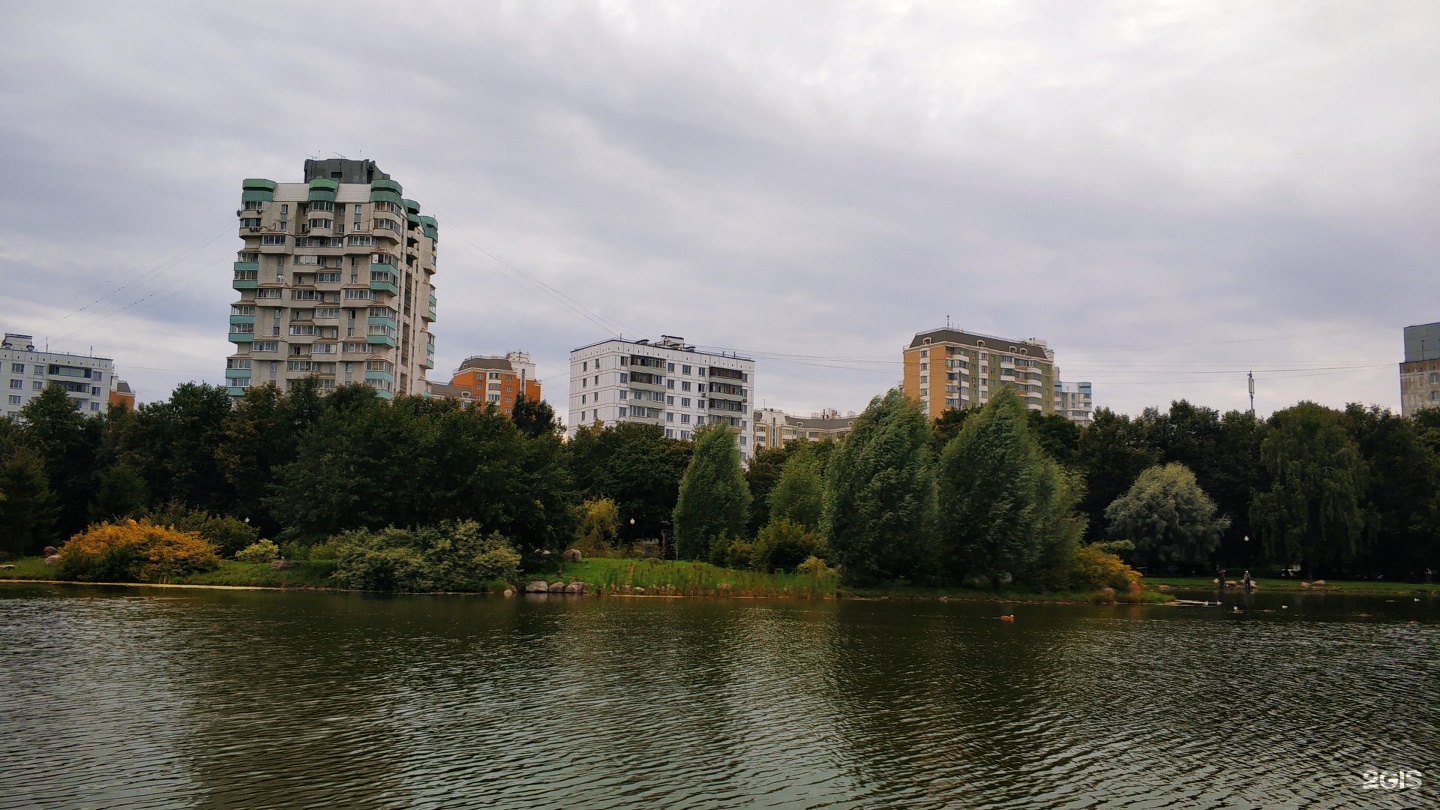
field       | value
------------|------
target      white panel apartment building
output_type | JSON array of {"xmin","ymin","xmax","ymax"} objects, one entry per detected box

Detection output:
[
  {"xmin": 568, "ymin": 336, "xmax": 756, "ymax": 460},
  {"xmin": 1, "ymin": 333, "xmax": 115, "ymax": 419}
]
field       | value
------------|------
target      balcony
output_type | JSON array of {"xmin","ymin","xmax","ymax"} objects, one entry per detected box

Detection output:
[
  {"xmin": 624, "ymin": 409, "xmax": 663, "ymax": 425},
  {"xmin": 228, "ymin": 314, "xmax": 255, "ymax": 326},
  {"xmin": 367, "ymin": 334, "xmax": 397, "ymax": 349},
  {"xmin": 364, "ymin": 370, "xmax": 395, "ymax": 383},
  {"xmin": 228, "ymin": 331, "xmax": 255, "ymax": 344},
  {"xmin": 369, "ymin": 269, "xmax": 399, "ymax": 296}
]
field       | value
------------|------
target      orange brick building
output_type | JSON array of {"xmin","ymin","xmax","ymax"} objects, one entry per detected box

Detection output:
[{"xmin": 444, "ymin": 351, "xmax": 541, "ymax": 415}]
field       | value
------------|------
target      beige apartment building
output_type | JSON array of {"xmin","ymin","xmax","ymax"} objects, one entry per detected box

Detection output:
[
  {"xmin": 752, "ymin": 407, "xmax": 857, "ymax": 451},
  {"xmin": 226, "ymin": 159, "xmax": 437, "ymax": 399},
  {"xmin": 902, "ymin": 327, "xmax": 1058, "ymax": 421}
]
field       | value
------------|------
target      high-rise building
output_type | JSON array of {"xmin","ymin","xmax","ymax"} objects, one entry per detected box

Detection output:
[
  {"xmin": 568, "ymin": 335, "xmax": 755, "ymax": 460},
  {"xmin": 902, "ymin": 327, "xmax": 1057, "ymax": 420},
  {"xmin": 1, "ymin": 333, "xmax": 119, "ymax": 419},
  {"xmin": 1400, "ymin": 321, "xmax": 1440, "ymax": 416},
  {"xmin": 1053, "ymin": 379, "xmax": 1094, "ymax": 426},
  {"xmin": 226, "ymin": 159, "xmax": 437, "ymax": 399},
  {"xmin": 441, "ymin": 351, "xmax": 542, "ymax": 414},
  {"xmin": 752, "ymin": 407, "xmax": 857, "ymax": 451}
]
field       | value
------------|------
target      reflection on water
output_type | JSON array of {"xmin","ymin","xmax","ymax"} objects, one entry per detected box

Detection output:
[{"xmin": 1, "ymin": 585, "xmax": 1436, "ymax": 809}]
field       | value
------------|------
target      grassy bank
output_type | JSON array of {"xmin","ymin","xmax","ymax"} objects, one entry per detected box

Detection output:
[
  {"xmin": 560, "ymin": 557, "xmax": 839, "ymax": 598},
  {"xmin": 0, "ymin": 557, "xmax": 339, "ymax": 589},
  {"xmin": 1145, "ymin": 576, "xmax": 1440, "ymax": 596},
  {"xmin": 838, "ymin": 582, "xmax": 1173, "ymax": 604}
]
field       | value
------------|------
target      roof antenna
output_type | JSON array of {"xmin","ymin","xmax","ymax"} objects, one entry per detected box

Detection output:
[{"xmin": 946, "ymin": 314, "xmax": 952, "ymax": 328}]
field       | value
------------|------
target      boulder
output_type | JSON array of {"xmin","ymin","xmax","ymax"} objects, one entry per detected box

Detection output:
[
  {"xmin": 565, "ymin": 581, "xmax": 585, "ymax": 595},
  {"xmin": 269, "ymin": 559, "xmax": 294, "ymax": 571},
  {"xmin": 547, "ymin": 581, "xmax": 566, "ymax": 593},
  {"xmin": 502, "ymin": 588, "xmax": 515, "ymax": 598},
  {"xmin": 43, "ymin": 546, "xmax": 59, "ymax": 557},
  {"xmin": 44, "ymin": 555, "xmax": 61, "ymax": 567},
  {"xmin": 1312, "ymin": 579, "xmax": 1327, "ymax": 586},
  {"xmin": 1299, "ymin": 581, "xmax": 1311, "ymax": 588},
  {"xmin": 0, "ymin": 564, "xmax": 14, "ymax": 570},
  {"xmin": 525, "ymin": 580, "xmax": 549, "ymax": 593},
  {"xmin": 562, "ymin": 548, "xmax": 583, "ymax": 563}
]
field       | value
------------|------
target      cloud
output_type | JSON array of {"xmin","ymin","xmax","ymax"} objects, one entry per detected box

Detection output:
[{"xmin": 2, "ymin": 0, "xmax": 1436, "ymax": 419}]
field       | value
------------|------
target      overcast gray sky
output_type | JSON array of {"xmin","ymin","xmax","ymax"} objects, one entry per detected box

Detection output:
[{"xmin": 3, "ymin": 1, "xmax": 1437, "ymax": 420}]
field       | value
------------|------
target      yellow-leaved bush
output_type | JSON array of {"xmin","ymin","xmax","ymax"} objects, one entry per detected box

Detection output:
[
  {"xmin": 57, "ymin": 519, "xmax": 221, "ymax": 583},
  {"xmin": 1069, "ymin": 543, "xmax": 1143, "ymax": 598}
]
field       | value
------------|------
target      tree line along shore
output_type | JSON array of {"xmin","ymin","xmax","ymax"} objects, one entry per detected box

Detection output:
[{"xmin": 1, "ymin": 378, "xmax": 1437, "ymax": 595}]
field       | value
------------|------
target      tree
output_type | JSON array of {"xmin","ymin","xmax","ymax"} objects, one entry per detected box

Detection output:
[
  {"xmin": 1341, "ymin": 404, "xmax": 1440, "ymax": 578},
  {"xmin": 18, "ymin": 385, "xmax": 103, "ymax": 538},
  {"xmin": 120, "ymin": 383, "xmax": 234, "ymax": 512},
  {"xmin": 1104, "ymin": 462, "xmax": 1229, "ymax": 572},
  {"xmin": 672, "ymin": 423, "xmax": 750, "ymax": 560},
  {"xmin": 511, "ymin": 393, "xmax": 563, "ymax": 439},
  {"xmin": 567, "ymin": 422, "xmax": 691, "ymax": 544},
  {"xmin": 1250, "ymin": 402, "xmax": 1368, "ymax": 578},
  {"xmin": 931, "ymin": 407, "xmax": 977, "ymax": 453},
  {"xmin": 0, "ymin": 446, "xmax": 58, "ymax": 555},
  {"xmin": 938, "ymin": 387, "xmax": 1085, "ymax": 588},
  {"xmin": 90, "ymin": 462, "xmax": 149, "ymax": 523},
  {"xmin": 744, "ymin": 444, "xmax": 794, "ymax": 536},
  {"xmin": 822, "ymin": 390, "xmax": 936, "ymax": 584},
  {"xmin": 1076, "ymin": 408, "xmax": 1160, "ymax": 542},
  {"xmin": 573, "ymin": 498, "xmax": 621, "ymax": 555},
  {"xmin": 768, "ymin": 440, "xmax": 832, "ymax": 531},
  {"xmin": 1027, "ymin": 411, "xmax": 1082, "ymax": 466}
]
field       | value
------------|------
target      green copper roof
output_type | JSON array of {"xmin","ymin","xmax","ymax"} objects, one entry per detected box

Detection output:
[
  {"xmin": 402, "ymin": 198, "xmax": 421, "ymax": 214},
  {"xmin": 242, "ymin": 179, "xmax": 277, "ymax": 191},
  {"xmin": 307, "ymin": 178, "xmax": 339, "ymax": 191},
  {"xmin": 371, "ymin": 178, "xmax": 403, "ymax": 195}
]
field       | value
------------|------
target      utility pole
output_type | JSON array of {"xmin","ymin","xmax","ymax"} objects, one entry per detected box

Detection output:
[{"xmin": 1248, "ymin": 370, "xmax": 1255, "ymax": 416}]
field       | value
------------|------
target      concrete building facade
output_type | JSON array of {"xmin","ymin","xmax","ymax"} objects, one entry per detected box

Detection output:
[
  {"xmin": 1, "ymin": 333, "xmax": 118, "ymax": 419},
  {"xmin": 443, "ymin": 352, "xmax": 542, "ymax": 414},
  {"xmin": 1400, "ymin": 321, "xmax": 1440, "ymax": 416},
  {"xmin": 752, "ymin": 407, "xmax": 857, "ymax": 452},
  {"xmin": 226, "ymin": 159, "xmax": 437, "ymax": 399},
  {"xmin": 902, "ymin": 327, "xmax": 1057, "ymax": 420},
  {"xmin": 1053, "ymin": 379, "xmax": 1094, "ymax": 427},
  {"xmin": 568, "ymin": 335, "xmax": 755, "ymax": 460}
]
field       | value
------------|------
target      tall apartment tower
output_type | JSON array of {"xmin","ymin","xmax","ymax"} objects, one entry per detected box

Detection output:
[
  {"xmin": 1400, "ymin": 321, "xmax": 1440, "ymax": 416},
  {"xmin": 226, "ymin": 159, "xmax": 437, "ymax": 399},
  {"xmin": 568, "ymin": 335, "xmax": 755, "ymax": 460},
  {"xmin": 902, "ymin": 327, "xmax": 1057, "ymax": 421}
]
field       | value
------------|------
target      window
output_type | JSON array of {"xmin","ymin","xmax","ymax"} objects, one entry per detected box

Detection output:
[
  {"xmin": 665, "ymin": 429, "xmax": 674, "ymax": 439},
  {"xmin": 618, "ymin": 372, "xmax": 628, "ymax": 384},
  {"xmin": 617, "ymin": 407, "xmax": 627, "ymax": 417},
  {"xmin": 1430, "ymin": 372, "xmax": 1440, "ymax": 384},
  {"xmin": 682, "ymin": 365, "xmax": 691, "ymax": 375},
  {"xmin": 582, "ymin": 361, "xmax": 588, "ymax": 372},
  {"xmin": 581, "ymin": 394, "xmax": 586, "ymax": 404},
  {"xmin": 32, "ymin": 381, "xmax": 43, "ymax": 391},
  {"xmin": 91, "ymin": 387, "xmax": 101, "ymax": 396},
  {"xmin": 681, "ymin": 413, "xmax": 690, "ymax": 424},
  {"xmin": 260, "ymin": 235, "xmax": 286, "ymax": 245},
  {"xmin": 91, "ymin": 402, "xmax": 100, "ymax": 412},
  {"xmin": 697, "ymin": 368, "xmax": 705, "ymax": 377},
  {"xmin": 33, "ymin": 365, "xmax": 42, "ymax": 375},
  {"xmin": 594, "ymin": 375, "xmax": 599, "ymax": 386},
  {"xmin": 666, "ymin": 396, "xmax": 674, "ymax": 405},
  {"xmin": 681, "ymin": 397, "xmax": 690, "ymax": 407},
  {"xmin": 666, "ymin": 413, "xmax": 674, "ymax": 423},
  {"xmin": 667, "ymin": 363, "xmax": 675, "ymax": 372},
  {"xmin": 681, "ymin": 381, "xmax": 691, "ymax": 392},
  {"xmin": 10, "ymin": 363, "xmax": 22, "ymax": 373},
  {"xmin": 666, "ymin": 379, "xmax": 675, "ymax": 389},
  {"xmin": 8, "ymin": 379, "xmax": 20, "ymax": 389},
  {"xmin": 582, "ymin": 378, "xmax": 587, "ymax": 389},
  {"xmin": 7, "ymin": 395, "xmax": 19, "ymax": 405},
  {"xmin": 619, "ymin": 390, "xmax": 627, "ymax": 400},
  {"xmin": 240, "ymin": 218, "xmax": 261, "ymax": 228}
]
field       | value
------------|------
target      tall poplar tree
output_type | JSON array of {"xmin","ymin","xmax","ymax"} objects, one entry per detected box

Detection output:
[
  {"xmin": 822, "ymin": 390, "xmax": 936, "ymax": 584},
  {"xmin": 672, "ymin": 423, "xmax": 750, "ymax": 560}
]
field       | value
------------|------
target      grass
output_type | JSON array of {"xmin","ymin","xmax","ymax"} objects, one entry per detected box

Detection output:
[
  {"xmin": 0, "ymin": 557, "xmax": 339, "ymax": 589},
  {"xmin": 559, "ymin": 557, "xmax": 840, "ymax": 598},
  {"xmin": 1145, "ymin": 576, "xmax": 1440, "ymax": 596}
]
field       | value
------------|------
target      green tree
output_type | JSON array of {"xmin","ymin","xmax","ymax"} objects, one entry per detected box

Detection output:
[
  {"xmin": 768, "ymin": 440, "xmax": 832, "ymax": 530},
  {"xmin": 1250, "ymin": 402, "xmax": 1368, "ymax": 577},
  {"xmin": 1077, "ymin": 407, "xmax": 1160, "ymax": 542},
  {"xmin": 822, "ymin": 390, "xmax": 936, "ymax": 584},
  {"xmin": 567, "ymin": 422, "xmax": 692, "ymax": 544},
  {"xmin": 0, "ymin": 445, "xmax": 59, "ymax": 555},
  {"xmin": 673, "ymin": 423, "xmax": 751, "ymax": 560},
  {"xmin": 511, "ymin": 393, "xmax": 563, "ymax": 439},
  {"xmin": 744, "ymin": 444, "xmax": 794, "ymax": 536},
  {"xmin": 573, "ymin": 498, "xmax": 621, "ymax": 555},
  {"xmin": 120, "ymin": 383, "xmax": 234, "ymax": 512},
  {"xmin": 18, "ymin": 385, "xmax": 103, "ymax": 538},
  {"xmin": 931, "ymin": 407, "xmax": 977, "ymax": 453},
  {"xmin": 1341, "ymin": 404, "xmax": 1440, "ymax": 578},
  {"xmin": 1104, "ymin": 462, "xmax": 1230, "ymax": 572},
  {"xmin": 89, "ymin": 462, "xmax": 149, "ymax": 523},
  {"xmin": 938, "ymin": 387, "xmax": 1084, "ymax": 588},
  {"xmin": 1027, "ymin": 411, "xmax": 1082, "ymax": 466}
]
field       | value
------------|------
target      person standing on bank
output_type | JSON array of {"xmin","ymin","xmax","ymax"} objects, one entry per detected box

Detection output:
[{"xmin": 1243, "ymin": 570, "xmax": 1253, "ymax": 593}]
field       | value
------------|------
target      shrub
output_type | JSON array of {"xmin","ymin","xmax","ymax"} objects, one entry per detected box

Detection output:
[
  {"xmin": 707, "ymin": 532, "xmax": 754, "ymax": 569},
  {"xmin": 796, "ymin": 555, "xmax": 833, "ymax": 578},
  {"xmin": 330, "ymin": 521, "xmax": 521, "ymax": 592},
  {"xmin": 235, "ymin": 539, "xmax": 280, "ymax": 563},
  {"xmin": 57, "ymin": 519, "xmax": 220, "ymax": 582},
  {"xmin": 143, "ymin": 501, "xmax": 259, "ymax": 557},
  {"xmin": 751, "ymin": 518, "xmax": 823, "ymax": 573},
  {"xmin": 572, "ymin": 498, "xmax": 621, "ymax": 557},
  {"xmin": 1069, "ymin": 543, "xmax": 1142, "ymax": 594}
]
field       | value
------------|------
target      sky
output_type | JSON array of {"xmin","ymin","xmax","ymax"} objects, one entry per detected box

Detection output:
[{"xmin": 2, "ymin": 1, "xmax": 1438, "ymax": 420}]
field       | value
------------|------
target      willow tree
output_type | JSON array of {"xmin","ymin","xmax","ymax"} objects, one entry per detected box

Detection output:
[
  {"xmin": 1250, "ymin": 402, "xmax": 1368, "ymax": 578},
  {"xmin": 672, "ymin": 422, "xmax": 750, "ymax": 560},
  {"xmin": 822, "ymin": 390, "xmax": 936, "ymax": 584},
  {"xmin": 1105, "ymin": 462, "xmax": 1229, "ymax": 571}
]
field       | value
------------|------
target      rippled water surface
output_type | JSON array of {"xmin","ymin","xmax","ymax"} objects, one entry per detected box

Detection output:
[{"xmin": 2, "ymin": 584, "xmax": 1437, "ymax": 809}]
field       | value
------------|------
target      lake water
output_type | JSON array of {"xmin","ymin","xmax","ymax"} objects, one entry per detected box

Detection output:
[{"xmin": 2, "ymin": 584, "xmax": 1437, "ymax": 809}]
